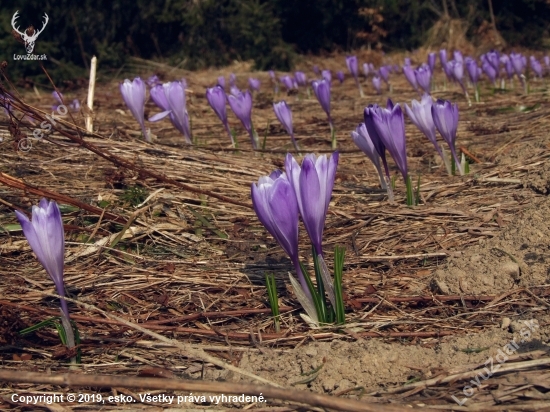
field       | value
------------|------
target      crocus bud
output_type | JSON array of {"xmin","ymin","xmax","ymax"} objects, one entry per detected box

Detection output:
[
  {"xmin": 228, "ymin": 90, "xmax": 257, "ymax": 149},
  {"xmin": 273, "ymin": 101, "xmax": 299, "ymax": 151},
  {"xmin": 311, "ymin": 79, "xmax": 331, "ymax": 120},
  {"xmin": 248, "ymin": 77, "xmax": 261, "ymax": 91},
  {"xmin": 362, "ymin": 63, "xmax": 370, "ymax": 77},
  {"xmin": 120, "ymin": 77, "xmax": 149, "ymax": 141},
  {"xmin": 322, "ymin": 69, "xmax": 332, "ymax": 83},
  {"xmin": 251, "ymin": 171, "xmax": 308, "ymax": 294},
  {"xmin": 206, "ymin": 85, "xmax": 234, "ymax": 146},
  {"xmin": 371, "ymin": 101, "xmax": 408, "ymax": 183},
  {"xmin": 280, "ymin": 75, "xmax": 295, "ymax": 91},
  {"xmin": 364, "ymin": 104, "xmax": 389, "ymax": 178},
  {"xmin": 346, "ymin": 55, "xmax": 359, "ymax": 79},
  {"xmin": 16, "ymin": 199, "xmax": 69, "ymax": 320},
  {"xmin": 453, "ymin": 50, "xmax": 463, "ymax": 63},
  {"xmin": 351, "ymin": 123, "xmax": 386, "ymax": 189},
  {"xmin": 285, "ymin": 152, "xmax": 339, "ymax": 257},
  {"xmin": 486, "ymin": 50, "xmax": 500, "ymax": 72},
  {"xmin": 530, "ymin": 56, "xmax": 543, "ymax": 78},
  {"xmin": 372, "ymin": 76, "xmax": 382, "ymax": 94},
  {"xmin": 510, "ymin": 52, "xmax": 525, "ymax": 76},
  {"xmin": 432, "ymin": 99, "xmax": 463, "ymax": 175},
  {"xmin": 294, "ymin": 71, "xmax": 307, "ymax": 87},
  {"xmin": 427, "ymin": 53, "xmax": 436, "ymax": 72},
  {"xmin": 439, "ymin": 49, "xmax": 448, "ymax": 68},
  {"xmin": 466, "ymin": 58, "xmax": 480, "ymax": 85},
  {"xmin": 217, "ymin": 76, "xmax": 226, "ymax": 90},
  {"xmin": 149, "ymin": 81, "xmax": 192, "ymax": 144},
  {"xmin": 379, "ymin": 66, "xmax": 390, "ymax": 83},
  {"xmin": 403, "ymin": 65, "xmax": 418, "ymax": 91},
  {"xmin": 415, "ymin": 64, "xmax": 432, "ymax": 94},
  {"xmin": 482, "ymin": 62, "xmax": 497, "ymax": 84},
  {"xmin": 337, "ymin": 71, "xmax": 345, "ymax": 84}
]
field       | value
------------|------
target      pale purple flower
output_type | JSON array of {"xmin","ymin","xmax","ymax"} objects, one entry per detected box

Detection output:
[
  {"xmin": 432, "ymin": 99, "xmax": 463, "ymax": 175},
  {"xmin": 439, "ymin": 49, "xmax": 448, "ymax": 68},
  {"xmin": 371, "ymin": 101, "xmax": 408, "ymax": 182},
  {"xmin": 311, "ymin": 79, "xmax": 332, "ymax": 125},
  {"xmin": 149, "ymin": 81, "xmax": 192, "ymax": 144},
  {"xmin": 453, "ymin": 50, "xmax": 463, "ymax": 63},
  {"xmin": 379, "ymin": 66, "xmax": 390, "ymax": 83},
  {"xmin": 405, "ymin": 94, "xmax": 445, "ymax": 161},
  {"xmin": 337, "ymin": 71, "xmax": 345, "ymax": 84},
  {"xmin": 273, "ymin": 101, "xmax": 299, "ymax": 151},
  {"xmin": 229, "ymin": 73, "xmax": 237, "ymax": 87},
  {"xmin": 146, "ymin": 75, "xmax": 160, "ymax": 88},
  {"xmin": 251, "ymin": 171, "xmax": 308, "ymax": 294},
  {"xmin": 404, "ymin": 57, "xmax": 411, "ymax": 67},
  {"xmin": 372, "ymin": 76, "xmax": 382, "ymax": 94},
  {"xmin": 120, "ymin": 77, "xmax": 149, "ymax": 141},
  {"xmin": 268, "ymin": 70, "xmax": 276, "ymax": 80},
  {"xmin": 322, "ymin": 69, "xmax": 332, "ymax": 83},
  {"xmin": 482, "ymin": 62, "xmax": 497, "ymax": 84},
  {"xmin": 403, "ymin": 65, "xmax": 418, "ymax": 90},
  {"xmin": 351, "ymin": 123, "xmax": 386, "ymax": 189},
  {"xmin": 248, "ymin": 78, "xmax": 261, "ymax": 91},
  {"xmin": 362, "ymin": 63, "xmax": 370, "ymax": 77},
  {"xmin": 530, "ymin": 56, "xmax": 543, "ymax": 78},
  {"xmin": 313, "ymin": 65, "xmax": 320, "ymax": 75},
  {"xmin": 364, "ymin": 104, "xmax": 389, "ymax": 178},
  {"xmin": 285, "ymin": 152, "xmax": 339, "ymax": 257},
  {"xmin": 415, "ymin": 64, "xmax": 432, "ymax": 94},
  {"xmin": 510, "ymin": 52, "xmax": 525, "ymax": 77},
  {"xmin": 280, "ymin": 75, "xmax": 295, "ymax": 91},
  {"xmin": 427, "ymin": 53, "xmax": 436, "ymax": 72},
  {"xmin": 15, "ymin": 199, "xmax": 69, "ymax": 320},
  {"xmin": 217, "ymin": 76, "xmax": 226, "ymax": 90},
  {"xmin": 294, "ymin": 71, "xmax": 307, "ymax": 87},
  {"xmin": 228, "ymin": 90, "xmax": 257, "ymax": 149},
  {"xmin": 486, "ymin": 51, "xmax": 500, "ymax": 72},
  {"xmin": 466, "ymin": 58, "xmax": 480, "ymax": 85},
  {"xmin": 230, "ymin": 85, "xmax": 241, "ymax": 96},
  {"xmin": 346, "ymin": 55, "xmax": 359, "ymax": 79},
  {"xmin": 206, "ymin": 85, "xmax": 234, "ymax": 146}
]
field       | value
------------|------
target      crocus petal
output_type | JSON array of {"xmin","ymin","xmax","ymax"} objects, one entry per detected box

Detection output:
[{"xmin": 149, "ymin": 110, "xmax": 172, "ymax": 122}]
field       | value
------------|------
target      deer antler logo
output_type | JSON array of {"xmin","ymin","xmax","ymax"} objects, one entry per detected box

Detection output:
[{"xmin": 11, "ymin": 11, "xmax": 49, "ymax": 54}]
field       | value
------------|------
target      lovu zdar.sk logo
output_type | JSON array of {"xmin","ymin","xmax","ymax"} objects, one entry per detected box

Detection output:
[{"xmin": 11, "ymin": 10, "xmax": 49, "ymax": 60}]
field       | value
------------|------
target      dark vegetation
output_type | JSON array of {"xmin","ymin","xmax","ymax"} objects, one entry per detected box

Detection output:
[{"xmin": 0, "ymin": 0, "xmax": 548, "ymax": 82}]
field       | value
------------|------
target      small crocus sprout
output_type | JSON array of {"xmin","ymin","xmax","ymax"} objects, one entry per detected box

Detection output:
[
  {"xmin": 285, "ymin": 152, "xmax": 339, "ymax": 258},
  {"xmin": 431, "ymin": 99, "xmax": 463, "ymax": 175},
  {"xmin": 217, "ymin": 76, "xmax": 226, "ymax": 90},
  {"xmin": 372, "ymin": 76, "xmax": 382, "ymax": 94},
  {"xmin": 415, "ymin": 64, "xmax": 432, "ymax": 94},
  {"xmin": 405, "ymin": 94, "xmax": 450, "ymax": 174},
  {"xmin": 403, "ymin": 65, "xmax": 418, "ymax": 91},
  {"xmin": 351, "ymin": 123, "xmax": 387, "ymax": 189},
  {"xmin": 322, "ymin": 69, "xmax": 332, "ymax": 83},
  {"xmin": 120, "ymin": 77, "xmax": 149, "ymax": 141},
  {"xmin": 273, "ymin": 101, "xmax": 299, "ymax": 151},
  {"xmin": 15, "ymin": 199, "xmax": 70, "ymax": 321},
  {"xmin": 336, "ymin": 70, "xmax": 345, "ymax": 84},
  {"xmin": 149, "ymin": 81, "xmax": 192, "ymax": 144},
  {"xmin": 206, "ymin": 85, "xmax": 234, "ymax": 146},
  {"xmin": 371, "ymin": 101, "xmax": 408, "ymax": 184},
  {"xmin": 251, "ymin": 170, "xmax": 309, "ymax": 295},
  {"xmin": 228, "ymin": 90, "xmax": 258, "ymax": 149},
  {"xmin": 427, "ymin": 52, "xmax": 436, "ymax": 72},
  {"xmin": 294, "ymin": 71, "xmax": 307, "ymax": 87},
  {"xmin": 248, "ymin": 77, "xmax": 261, "ymax": 91}
]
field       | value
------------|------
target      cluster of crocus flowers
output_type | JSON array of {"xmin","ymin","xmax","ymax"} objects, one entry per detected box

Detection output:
[
  {"xmin": 228, "ymin": 90, "xmax": 259, "ymax": 149},
  {"xmin": 15, "ymin": 199, "xmax": 76, "ymax": 354},
  {"xmin": 149, "ymin": 80, "xmax": 192, "ymax": 144},
  {"xmin": 120, "ymin": 77, "xmax": 149, "ymax": 141},
  {"xmin": 206, "ymin": 85, "xmax": 235, "ymax": 147},
  {"xmin": 273, "ymin": 101, "xmax": 299, "ymax": 151},
  {"xmin": 251, "ymin": 152, "xmax": 343, "ymax": 325}
]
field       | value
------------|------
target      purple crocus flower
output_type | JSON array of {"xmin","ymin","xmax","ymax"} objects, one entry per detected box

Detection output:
[
  {"xmin": 228, "ymin": 90, "xmax": 258, "ymax": 149},
  {"xmin": 229, "ymin": 73, "xmax": 237, "ymax": 87},
  {"xmin": 415, "ymin": 64, "xmax": 432, "ymax": 94},
  {"xmin": 52, "ymin": 91, "xmax": 80, "ymax": 112},
  {"xmin": 351, "ymin": 123, "xmax": 386, "ymax": 189},
  {"xmin": 372, "ymin": 76, "xmax": 382, "ymax": 94},
  {"xmin": 251, "ymin": 170, "xmax": 308, "ymax": 295},
  {"xmin": 371, "ymin": 101, "xmax": 408, "ymax": 182},
  {"xmin": 120, "ymin": 77, "xmax": 149, "ymax": 141},
  {"xmin": 379, "ymin": 66, "xmax": 390, "ymax": 84},
  {"xmin": 313, "ymin": 65, "xmax": 320, "ymax": 75},
  {"xmin": 466, "ymin": 58, "xmax": 480, "ymax": 85},
  {"xmin": 336, "ymin": 71, "xmax": 345, "ymax": 84},
  {"xmin": 346, "ymin": 55, "xmax": 359, "ymax": 79},
  {"xmin": 322, "ymin": 69, "xmax": 332, "ymax": 83},
  {"xmin": 230, "ymin": 85, "xmax": 241, "ymax": 96},
  {"xmin": 269, "ymin": 70, "xmax": 275, "ymax": 80},
  {"xmin": 504, "ymin": 57, "xmax": 514, "ymax": 79},
  {"xmin": 486, "ymin": 51, "xmax": 500, "ymax": 72},
  {"xmin": 432, "ymin": 99, "xmax": 463, "ymax": 175},
  {"xmin": 364, "ymin": 104, "xmax": 389, "ymax": 179},
  {"xmin": 149, "ymin": 81, "xmax": 192, "ymax": 144},
  {"xmin": 427, "ymin": 53, "xmax": 436, "ymax": 72},
  {"xmin": 510, "ymin": 52, "xmax": 525, "ymax": 77},
  {"xmin": 147, "ymin": 75, "xmax": 160, "ymax": 88},
  {"xmin": 15, "ymin": 199, "xmax": 69, "ymax": 321},
  {"xmin": 362, "ymin": 63, "xmax": 370, "ymax": 78},
  {"xmin": 311, "ymin": 79, "xmax": 332, "ymax": 126},
  {"xmin": 403, "ymin": 65, "xmax": 418, "ymax": 91},
  {"xmin": 482, "ymin": 62, "xmax": 497, "ymax": 84},
  {"xmin": 544, "ymin": 56, "xmax": 550, "ymax": 71},
  {"xmin": 280, "ymin": 75, "xmax": 295, "ymax": 91},
  {"xmin": 439, "ymin": 49, "xmax": 448, "ymax": 68},
  {"xmin": 217, "ymin": 76, "xmax": 226, "ymax": 90},
  {"xmin": 453, "ymin": 50, "xmax": 463, "ymax": 63},
  {"xmin": 294, "ymin": 71, "xmax": 307, "ymax": 87},
  {"xmin": 404, "ymin": 57, "xmax": 411, "ymax": 67},
  {"xmin": 285, "ymin": 152, "xmax": 339, "ymax": 257},
  {"xmin": 530, "ymin": 56, "xmax": 543, "ymax": 78},
  {"xmin": 248, "ymin": 78, "xmax": 261, "ymax": 91},
  {"xmin": 273, "ymin": 101, "xmax": 299, "ymax": 151},
  {"xmin": 405, "ymin": 94, "xmax": 447, "ymax": 170},
  {"xmin": 206, "ymin": 85, "xmax": 234, "ymax": 146}
]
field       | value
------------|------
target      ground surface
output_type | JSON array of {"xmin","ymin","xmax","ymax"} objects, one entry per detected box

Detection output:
[{"xmin": 1, "ymin": 50, "xmax": 550, "ymax": 410}]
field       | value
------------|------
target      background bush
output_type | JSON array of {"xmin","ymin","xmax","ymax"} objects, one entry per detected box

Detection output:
[{"xmin": 0, "ymin": 0, "xmax": 548, "ymax": 83}]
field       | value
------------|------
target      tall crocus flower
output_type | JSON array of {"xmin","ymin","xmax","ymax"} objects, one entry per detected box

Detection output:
[
  {"xmin": 351, "ymin": 123, "xmax": 387, "ymax": 189},
  {"xmin": 403, "ymin": 65, "xmax": 418, "ymax": 91},
  {"xmin": 149, "ymin": 81, "xmax": 192, "ymax": 144},
  {"xmin": 248, "ymin": 78, "xmax": 261, "ymax": 91},
  {"xmin": 405, "ymin": 94, "xmax": 450, "ymax": 174},
  {"xmin": 311, "ymin": 79, "xmax": 334, "ymax": 146},
  {"xmin": 206, "ymin": 85, "xmax": 234, "ymax": 146},
  {"xmin": 364, "ymin": 104, "xmax": 389, "ymax": 180},
  {"xmin": 16, "ymin": 199, "xmax": 69, "ymax": 321},
  {"xmin": 371, "ymin": 100, "xmax": 408, "ymax": 183},
  {"xmin": 273, "ymin": 101, "xmax": 299, "ymax": 151},
  {"xmin": 346, "ymin": 55, "xmax": 363, "ymax": 96},
  {"xmin": 251, "ymin": 171, "xmax": 309, "ymax": 296},
  {"xmin": 285, "ymin": 152, "xmax": 339, "ymax": 258},
  {"xmin": 432, "ymin": 99, "xmax": 463, "ymax": 175},
  {"xmin": 415, "ymin": 64, "xmax": 432, "ymax": 94},
  {"xmin": 228, "ymin": 90, "xmax": 258, "ymax": 149},
  {"xmin": 379, "ymin": 66, "xmax": 390, "ymax": 84},
  {"xmin": 372, "ymin": 76, "xmax": 382, "ymax": 94},
  {"xmin": 120, "ymin": 77, "xmax": 149, "ymax": 141},
  {"xmin": 427, "ymin": 52, "xmax": 436, "ymax": 72}
]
